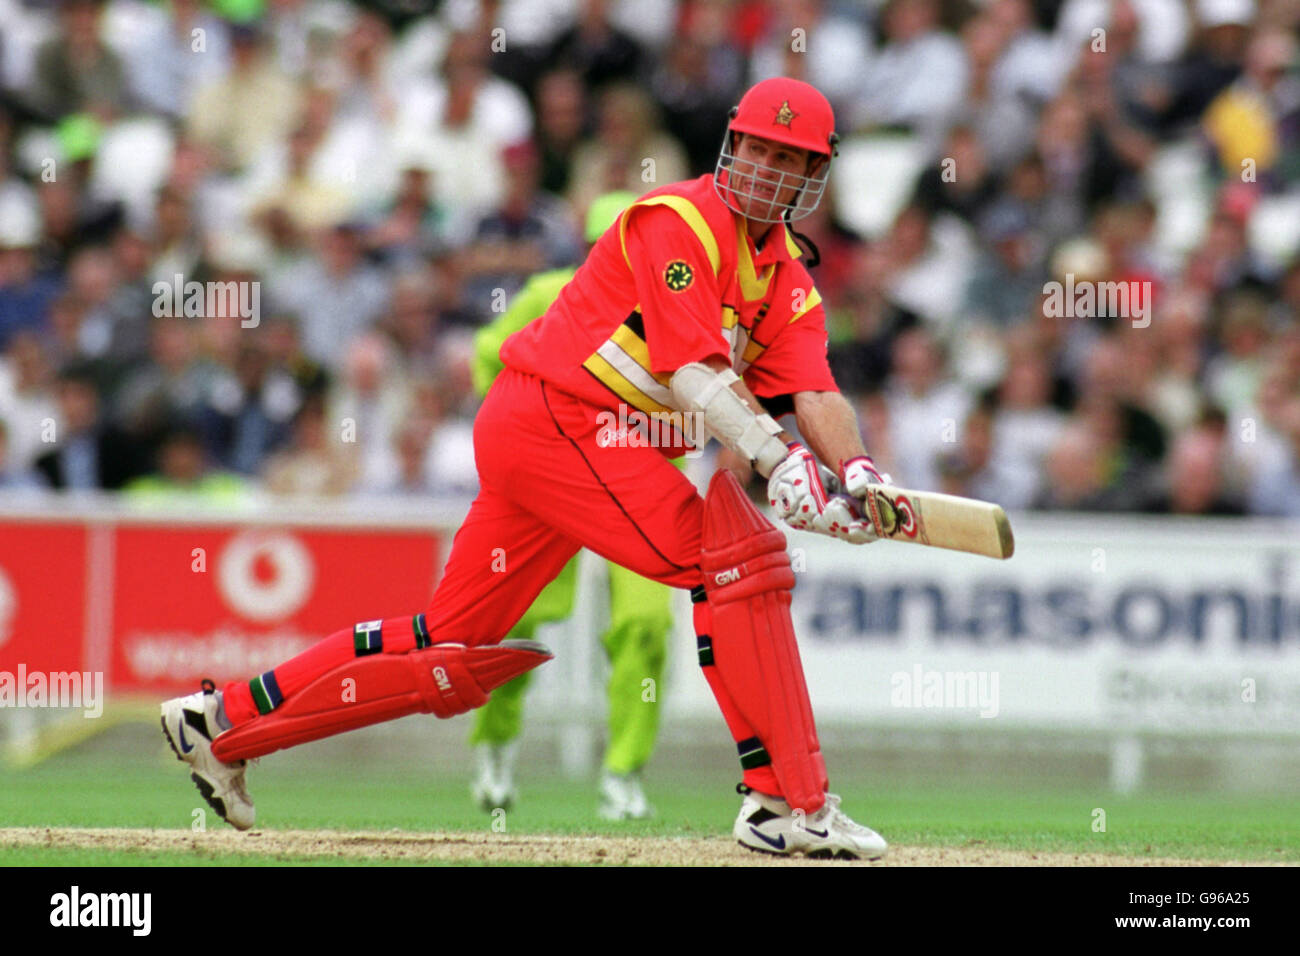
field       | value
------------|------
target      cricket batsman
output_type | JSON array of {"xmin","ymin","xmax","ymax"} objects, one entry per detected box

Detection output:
[
  {"xmin": 162, "ymin": 76, "xmax": 892, "ymax": 859},
  {"xmin": 468, "ymin": 190, "xmax": 672, "ymax": 820}
]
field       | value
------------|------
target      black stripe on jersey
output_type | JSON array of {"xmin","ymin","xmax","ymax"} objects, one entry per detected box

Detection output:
[{"xmin": 624, "ymin": 309, "xmax": 645, "ymax": 339}]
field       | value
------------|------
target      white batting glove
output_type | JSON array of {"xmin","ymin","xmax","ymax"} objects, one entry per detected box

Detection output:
[
  {"xmin": 768, "ymin": 444, "xmax": 877, "ymax": 544},
  {"xmin": 840, "ymin": 455, "xmax": 891, "ymax": 498}
]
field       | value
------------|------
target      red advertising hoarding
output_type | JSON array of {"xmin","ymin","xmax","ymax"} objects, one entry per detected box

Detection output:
[
  {"xmin": 0, "ymin": 522, "xmax": 89, "ymax": 676},
  {"xmin": 110, "ymin": 524, "xmax": 443, "ymax": 694}
]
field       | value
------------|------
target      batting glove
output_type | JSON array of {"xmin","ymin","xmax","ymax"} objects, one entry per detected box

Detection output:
[
  {"xmin": 840, "ymin": 455, "xmax": 891, "ymax": 498},
  {"xmin": 769, "ymin": 444, "xmax": 877, "ymax": 544}
]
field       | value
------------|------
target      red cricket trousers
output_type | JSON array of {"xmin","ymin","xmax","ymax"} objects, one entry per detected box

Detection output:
[{"xmin": 223, "ymin": 368, "xmax": 783, "ymax": 794}]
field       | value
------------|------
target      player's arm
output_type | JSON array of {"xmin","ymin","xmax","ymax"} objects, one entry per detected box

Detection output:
[
  {"xmin": 670, "ymin": 359, "xmax": 876, "ymax": 544},
  {"xmin": 792, "ymin": 389, "xmax": 888, "ymax": 493},
  {"xmin": 792, "ymin": 390, "xmax": 864, "ymax": 473},
  {"xmin": 751, "ymin": 291, "xmax": 889, "ymax": 497}
]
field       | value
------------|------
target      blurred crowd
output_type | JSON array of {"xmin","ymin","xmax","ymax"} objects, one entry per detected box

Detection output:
[{"xmin": 0, "ymin": 0, "xmax": 1298, "ymax": 515}]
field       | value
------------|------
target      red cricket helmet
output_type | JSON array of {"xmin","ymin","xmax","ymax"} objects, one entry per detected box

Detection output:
[
  {"xmin": 715, "ymin": 77, "xmax": 839, "ymax": 224},
  {"xmin": 729, "ymin": 77, "xmax": 838, "ymax": 156}
]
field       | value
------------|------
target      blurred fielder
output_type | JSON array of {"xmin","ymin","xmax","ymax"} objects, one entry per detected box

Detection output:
[
  {"xmin": 468, "ymin": 190, "xmax": 672, "ymax": 821},
  {"xmin": 163, "ymin": 76, "xmax": 893, "ymax": 859}
]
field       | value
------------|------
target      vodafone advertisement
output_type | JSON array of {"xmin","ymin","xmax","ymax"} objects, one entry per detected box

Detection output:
[
  {"xmin": 0, "ymin": 523, "xmax": 89, "ymax": 676},
  {"xmin": 112, "ymin": 524, "xmax": 443, "ymax": 693},
  {"xmin": 0, "ymin": 510, "xmax": 443, "ymax": 696}
]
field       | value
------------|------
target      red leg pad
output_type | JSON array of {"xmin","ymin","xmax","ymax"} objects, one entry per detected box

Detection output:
[
  {"xmin": 701, "ymin": 469, "xmax": 828, "ymax": 813},
  {"xmin": 212, "ymin": 640, "xmax": 552, "ymax": 761}
]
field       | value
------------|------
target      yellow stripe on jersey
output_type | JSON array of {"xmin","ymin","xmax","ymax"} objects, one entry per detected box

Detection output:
[
  {"xmin": 609, "ymin": 323, "xmax": 673, "ymax": 387},
  {"xmin": 582, "ymin": 352, "xmax": 675, "ymax": 417},
  {"xmin": 721, "ymin": 304, "xmax": 739, "ymax": 330},
  {"xmin": 789, "ymin": 287, "xmax": 823, "ymax": 324},
  {"xmin": 734, "ymin": 218, "xmax": 775, "ymax": 301},
  {"xmin": 783, "ymin": 225, "xmax": 804, "ymax": 259},
  {"xmin": 619, "ymin": 196, "xmax": 721, "ymax": 275}
]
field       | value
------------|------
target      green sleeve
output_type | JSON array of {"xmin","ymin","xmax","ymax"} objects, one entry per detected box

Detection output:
[{"xmin": 472, "ymin": 269, "xmax": 576, "ymax": 397}]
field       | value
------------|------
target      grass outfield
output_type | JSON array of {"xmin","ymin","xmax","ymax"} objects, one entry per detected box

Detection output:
[{"xmin": 2, "ymin": 734, "xmax": 1297, "ymax": 865}]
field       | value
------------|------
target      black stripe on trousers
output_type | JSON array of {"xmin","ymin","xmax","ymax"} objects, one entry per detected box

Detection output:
[{"xmin": 540, "ymin": 381, "xmax": 694, "ymax": 575}]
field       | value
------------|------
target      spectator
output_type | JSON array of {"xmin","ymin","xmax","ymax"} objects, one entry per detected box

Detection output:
[
  {"xmin": 247, "ymin": 109, "xmax": 354, "ymax": 234},
  {"xmin": 1205, "ymin": 290, "xmax": 1272, "ymax": 419},
  {"xmin": 327, "ymin": 333, "xmax": 411, "ymax": 491},
  {"xmin": 35, "ymin": 364, "xmax": 144, "ymax": 490},
  {"xmin": 545, "ymin": 0, "xmax": 645, "ymax": 91},
  {"xmin": 366, "ymin": 159, "xmax": 452, "ymax": 267},
  {"xmin": 123, "ymin": 428, "xmax": 251, "ymax": 505},
  {"xmin": 117, "ymin": 0, "xmax": 231, "ymax": 118},
  {"xmin": 1034, "ymin": 422, "xmax": 1120, "ymax": 510},
  {"xmin": 960, "ymin": 9, "xmax": 1041, "ymax": 172},
  {"xmin": 852, "ymin": 0, "xmax": 968, "ymax": 153},
  {"xmin": 533, "ymin": 68, "xmax": 590, "ymax": 195},
  {"xmin": 1202, "ymin": 28, "xmax": 1300, "ymax": 188},
  {"xmin": 460, "ymin": 140, "xmax": 581, "ymax": 318},
  {"xmin": 197, "ymin": 342, "xmax": 300, "ymax": 476},
  {"xmin": 0, "ymin": 191, "xmax": 61, "ymax": 350},
  {"xmin": 880, "ymin": 327, "xmax": 972, "ymax": 490},
  {"xmin": 1150, "ymin": 426, "xmax": 1246, "ymax": 514},
  {"xmin": 394, "ymin": 28, "xmax": 533, "ymax": 223},
  {"xmin": 0, "ymin": 332, "xmax": 60, "ymax": 471},
  {"xmin": 936, "ymin": 395, "xmax": 1027, "ymax": 507},
  {"xmin": 381, "ymin": 414, "xmax": 439, "ymax": 496},
  {"xmin": 263, "ymin": 394, "xmax": 358, "ymax": 495},
  {"xmin": 1243, "ymin": 352, "xmax": 1300, "ymax": 515},
  {"xmin": 112, "ymin": 315, "xmax": 215, "ymax": 457},
  {"xmin": 989, "ymin": 336, "xmax": 1067, "ymax": 508},
  {"xmin": 0, "ymin": 419, "xmax": 47, "ymax": 495},
  {"xmin": 380, "ymin": 269, "xmax": 444, "ymax": 373},
  {"xmin": 747, "ymin": 0, "xmax": 870, "ymax": 122},
  {"xmin": 567, "ymin": 84, "xmax": 689, "ymax": 215},
  {"xmin": 963, "ymin": 202, "xmax": 1048, "ymax": 329},
  {"xmin": 1162, "ymin": 0, "xmax": 1253, "ymax": 128},
  {"xmin": 187, "ymin": 22, "xmax": 303, "ymax": 173},
  {"xmin": 650, "ymin": 1, "xmax": 744, "ymax": 174},
  {"xmin": 28, "ymin": 0, "xmax": 130, "ymax": 121},
  {"xmin": 260, "ymin": 313, "xmax": 329, "ymax": 400},
  {"xmin": 913, "ymin": 124, "xmax": 1001, "ymax": 225},
  {"xmin": 269, "ymin": 223, "xmax": 391, "ymax": 367}
]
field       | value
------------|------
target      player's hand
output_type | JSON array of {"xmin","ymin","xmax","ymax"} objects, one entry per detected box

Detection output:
[
  {"xmin": 840, "ymin": 455, "xmax": 891, "ymax": 498},
  {"xmin": 768, "ymin": 444, "xmax": 877, "ymax": 544}
]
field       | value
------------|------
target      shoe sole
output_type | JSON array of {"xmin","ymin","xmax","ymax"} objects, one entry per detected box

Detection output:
[
  {"xmin": 160, "ymin": 714, "xmax": 183, "ymax": 761},
  {"xmin": 736, "ymin": 838, "xmax": 877, "ymax": 861}
]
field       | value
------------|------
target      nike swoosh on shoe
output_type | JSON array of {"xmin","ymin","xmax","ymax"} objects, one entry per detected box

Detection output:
[{"xmin": 748, "ymin": 827, "xmax": 786, "ymax": 850}]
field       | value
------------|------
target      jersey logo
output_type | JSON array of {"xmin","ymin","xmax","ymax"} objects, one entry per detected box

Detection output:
[
  {"xmin": 664, "ymin": 260, "xmax": 694, "ymax": 292},
  {"xmin": 772, "ymin": 100, "xmax": 798, "ymax": 128}
]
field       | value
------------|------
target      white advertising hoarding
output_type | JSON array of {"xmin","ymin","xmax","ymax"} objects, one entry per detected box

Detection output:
[{"xmin": 662, "ymin": 515, "xmax": 1300, "ymax": 736}]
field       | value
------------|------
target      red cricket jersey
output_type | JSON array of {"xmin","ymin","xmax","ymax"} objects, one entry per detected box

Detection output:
[{"xmin": 500, "ymin": 174, "xmax": 837, "ymax": 442}]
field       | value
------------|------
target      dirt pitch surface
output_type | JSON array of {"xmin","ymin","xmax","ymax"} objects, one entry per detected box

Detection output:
[{"xmin": 0, "ymin": 827, "xmax": 1273, "ymax": 866}]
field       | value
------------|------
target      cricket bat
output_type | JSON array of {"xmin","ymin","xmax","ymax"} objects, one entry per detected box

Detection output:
[{"xmin": 858, "ymin": 485, "xmax": 1014, "ymax": 559}]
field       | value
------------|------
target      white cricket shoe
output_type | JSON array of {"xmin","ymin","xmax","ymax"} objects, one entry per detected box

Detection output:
[
  {"xmin": 470, "ymin": 742, "xmax": 518, "ymax": 812},
  {"xmin": 160, "ymin": 680, "xmax": 255, "ymax": 831},
  {"xmin": 598, "ymin": 770, "xmax": 655, "ymax": 821},
  {"xmin": 733, "ymin": 786, "xmax": 888, "ymax": 860}
]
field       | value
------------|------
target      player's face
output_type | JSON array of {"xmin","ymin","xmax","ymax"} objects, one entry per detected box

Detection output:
[{"xmin": 730, "ymin": 134, "xmax": 815, "ymax": 222}]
